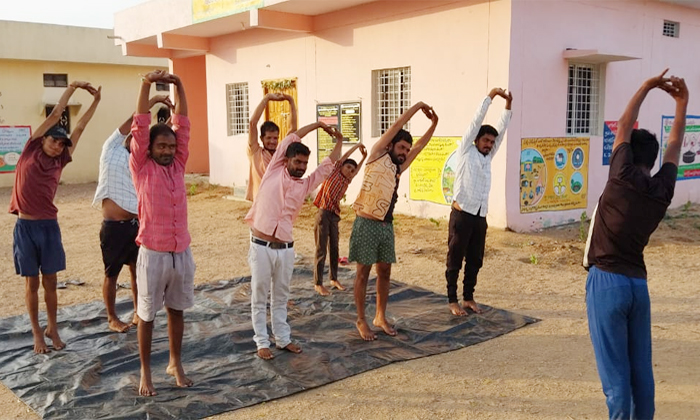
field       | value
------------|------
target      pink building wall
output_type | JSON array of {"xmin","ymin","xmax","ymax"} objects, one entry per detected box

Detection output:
[
  {"xmin": 507, "ymin": 0, "xmax": 700, "ymax": 231},
  {"xmin": 206, "ymin": 0, "xmax": 513, "ymax": 225}
]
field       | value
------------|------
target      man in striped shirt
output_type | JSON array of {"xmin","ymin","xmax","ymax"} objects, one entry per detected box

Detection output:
[
  {"xmin": 130, "ymin": 70, "xmax": 194, "ymax": 396},
  {"xmin": 93, "ymin": 95, "xmax": 173, "ymax": 333},
  {"xmin": 446, "ymin": 88, "xmax": 512, "ymax": 316},
  {"xmin": 313, "ymin": 142, "xmax": 367, "ymax": 296}
]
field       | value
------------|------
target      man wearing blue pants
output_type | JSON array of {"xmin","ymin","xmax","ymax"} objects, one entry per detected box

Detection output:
[{"xmin": 583, "ymin": 69, "xmax": 688, "ymax": 419}]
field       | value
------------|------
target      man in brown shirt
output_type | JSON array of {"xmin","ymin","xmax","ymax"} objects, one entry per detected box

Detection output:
[
  {"xmin": 583, "ymin": 69, "xmax": 688, "ymax": 419},
  {"xmin": 246, "ymin": 93, "xmax": 297, "ymax": 201}
]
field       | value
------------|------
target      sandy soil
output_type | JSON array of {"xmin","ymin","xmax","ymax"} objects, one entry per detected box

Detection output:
[{"xmin": 1, "ymin": 181, "xmax": 698, "ymax": 420}]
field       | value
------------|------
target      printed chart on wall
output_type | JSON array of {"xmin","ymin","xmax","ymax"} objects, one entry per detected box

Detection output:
[
  {"xmin": 603, "ymin": 121, "xmax": 637, "ymax": 165},
  {"xmin": 316, "ymin": 102, "xmax": 361, "ymax": 163},
  {"xmin": 409, "ymin": 137, "xmax": 460, "ymax": 205},
  {"xmin": 192, "ymin": 0, "xmax": 263, "ymax": 23},
  {"xmin": 0, "ymin": 126, "xmax": 31, "ymax": 173},
  {"xmin": 520, "ymin": 137, "xmax": 588, "ymax": 213},
  {"xmin": 660, "ymin": 115, "xmax": 700, "ymax": 180}
]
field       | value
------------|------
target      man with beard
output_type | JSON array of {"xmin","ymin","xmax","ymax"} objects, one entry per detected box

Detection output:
[
  {"xmin": 246, "ymin": 93, "xmax": 297, "ymax": 201},
  {"xmin": 245, "ymin": 120, "xmax": 344, "ymax": 360},
  {"xmin": 350, "ymin": 102, "xmax": 438, "ymax": 341},
  {"xmin": 445, "ymin": 88, "xmax": 512, "ymax": 316},
  {"xmin": 130, "ymin": 70, "xmax": 194, "ymax": 396},
  {"xmin": 93, "ymin": 95, "xmax": 173, "ymax": 333}
]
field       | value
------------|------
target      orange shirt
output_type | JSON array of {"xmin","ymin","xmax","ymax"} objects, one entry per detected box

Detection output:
[{"xmin": 245, "ymin": 142, "xmax": 273, "ymax": 202}]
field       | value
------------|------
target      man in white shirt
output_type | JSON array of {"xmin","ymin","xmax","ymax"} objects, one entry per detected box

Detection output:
[
  {"xmin": 93, "ymin": 95, "xmax": 172, "ymax": 332},
  {"xmin": 446, "ymin": 88, "xmax": 512, "ymax": 316}
]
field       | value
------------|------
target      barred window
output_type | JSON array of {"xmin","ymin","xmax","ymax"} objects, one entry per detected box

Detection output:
[
  {"xmin": 226, "ymin": 82, "xmax": 249, "ymax": 136},
  {"xmin": 566, "ymin": 63, "xmax": 601, "ymax": 136},
  {"xmin": 45, "ymin": 106, "xmax": 70, "ymax": 133},
  {"xmin": 43, "ymin": 74, "xmax": 68, "ymax": 88},
  {"xmin": 372, "ymin": 67, "xmax": 411, "ymax": 137},
  {"xmin": 155, "ymin": 82, "xmax": 169, "ymax": 92}
]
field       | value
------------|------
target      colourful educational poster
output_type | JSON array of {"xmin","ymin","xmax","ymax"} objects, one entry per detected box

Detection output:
[
  {"xmin": 520, "ymin": 137, "xmax": 589, "ymax": 213},
  {"xmin": 192, "ymin": 0, "xmax": 263, "ymax": 23},
  {"xmin": 409, "ymin": 137, "xmax": 460, "ymax": 205},
  {"xmin": 0, "ymin": 126, "xmax": 31, "ymax": 173},
  {"xmin": 603, "ymin": 121, "xmax": 637, "ymax": 165},
  {"xmin": 660, "ymin": 115, "xmax": 700, "ymax": 180}
]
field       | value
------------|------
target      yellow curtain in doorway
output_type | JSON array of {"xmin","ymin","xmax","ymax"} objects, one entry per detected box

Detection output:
[{"xmin": 262, "ymin": 78, "xmax": 298, "ymax": 140}]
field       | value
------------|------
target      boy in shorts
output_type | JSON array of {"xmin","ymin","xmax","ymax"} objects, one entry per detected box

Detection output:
[{"xmin": 10, "ymin": 81, "xmax": 101, "ymax": 353}]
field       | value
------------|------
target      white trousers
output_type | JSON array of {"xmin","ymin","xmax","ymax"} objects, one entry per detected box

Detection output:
[{"xmin": 248, "ymin": 242, "xmax": 295, "ymax": 349}]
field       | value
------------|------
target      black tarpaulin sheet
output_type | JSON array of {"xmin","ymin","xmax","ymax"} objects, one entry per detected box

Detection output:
[{"xmin": 0, "ymin": 268, "xmax": 538, "ymax": 419}]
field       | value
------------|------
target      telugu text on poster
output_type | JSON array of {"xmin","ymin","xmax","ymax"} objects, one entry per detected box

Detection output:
[
  {"xmin": 408, "ymin": 137, "xmax": 460, "ymax": 205},
  {"xmin": 192, "ymin": 0, "xmax": 263, "ymax": 23},
  {"xmin": 0, "ymin": 126, "xmax": 31, "ymax": 173}
]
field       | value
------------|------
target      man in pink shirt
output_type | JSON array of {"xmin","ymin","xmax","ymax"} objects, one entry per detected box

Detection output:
[
  {"xmin": 130, "ymin": 70, "xmax": 194, "ymax": 397},
  {"xmin": 10, "ymin": 81, "xmax": 100, "ymax": 354},
  {"xmin": 245, "ymin": 121, "xmax": 344, "ymax": 360}
]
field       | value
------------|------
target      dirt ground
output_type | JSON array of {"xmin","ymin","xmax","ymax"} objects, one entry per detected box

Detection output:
[{"xmin": 1, "ymin": 181, "xmax": 698, "ymax": 420}]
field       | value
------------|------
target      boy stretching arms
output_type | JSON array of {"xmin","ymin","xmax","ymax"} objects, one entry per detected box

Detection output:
[
  {"xmin": 313, "ymin": 142, "xmax": 367, "ymax": 295},
  {"xmin": 10, "ymin": 81, "xmax": 100, "ymax": 353}
]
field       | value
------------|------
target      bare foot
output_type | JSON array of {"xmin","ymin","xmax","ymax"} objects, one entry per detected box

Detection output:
[
  {"xmin": 33, "ymin": 333, "xmax": 50, "ymax": 354},
  {"xmin": 448, "ymin": 302, "xmax": 467, "ymax": 316},
  {"xmin": 356, "ymin": 319, "xmax": 376, "ymax": 341},
  {"xmin": 257, "ymin": 347, "xmax": 274, "ymax": 360},
  {"xmin": 330, "ymin": 280, "xmax": 346, "ymax": 291},
  {"xmin": 139, "ymin": 371, "xmax": 157, "ymax": 396},
  {"xmin": 314, "ymin": 285, "xmax": 331, "ymax": 296},
  {"xmin": 462, "ymin": 300, "xmax": 483, "ymax": 314},
  {"xmin": 108, "ymin": 318, "xmax": 131, "ymax": 333},
  {"xmin": 372, "ymin": 318, "xmax": 397, "ymax": 336},
  {"xmin": 279, "ymin": 342, "xmax": 302, "ymax": 354},
  {"xmin": 166, "ymin": 364, "xmax": 194, "ymax": 388},
  {"xmin": 44, "ymin": 328, "xmax": 65, "ymax": 350},
  {"xmin": 132, "ymin": 313, "xmax": 139, "ymax": 326}
]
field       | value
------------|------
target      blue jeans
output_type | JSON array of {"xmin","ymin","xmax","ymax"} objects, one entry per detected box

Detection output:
[{"xmin": 586, "ymin": 266, "xmax": 654, "ymax": 420}]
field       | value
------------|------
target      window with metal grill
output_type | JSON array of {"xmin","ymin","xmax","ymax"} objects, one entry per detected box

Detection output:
[
  {"xmin": 372, "ymin": 67, "xmax": 411, "ymax": 137},
  {"xmin": 43, "ymin": 74, "xmax": 68, "ymax": 88},
  {"xmin": 226, "ymin": 82, "xmax": 249, "ymax": 136},
  {"xmin": 566, "ymin": 63, "xmax": 601, "ymax": 136}
]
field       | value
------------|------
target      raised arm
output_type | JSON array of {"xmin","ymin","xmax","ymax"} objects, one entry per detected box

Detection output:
[
  {"xmin": 283, "ymin": 93, "xmax": 298, "ymax": 133},
  {"xmin": 294, "ymin": 121, "xmax": 328, "ymax": 139},
  {"xmin": 370, "ymin": 101, "xmax": 427, "ymax": 160},
  {"xmin": 31, "ymin": 81, "xmax": 94, "ymax": 141},
  {"xmin": 131, "ymin": 71, "xmax": 164, "ymax": 172},
  {"xmin": 662, "ymin": 77, "xmax": 689, "ymax": 166},
  {"xmin": 68, "ymin": 86, "xmax": 102, "ymax": 155},
  {"xmin": 327, "ymin": 127, "xmax": 344, "ymax": 162},
  {"xmin": 401, "ymin": 107, "xmax": 439, "ymax": 172},
  {"xmin": 168, "ymin": 74, "xmax": 187, "ymax": 117},
  {"xmin": 614, "ymin": 69, "xmax": 672, "ymax": 152},
  {"xmin": 350, "ymin": 144, "xmax": 368, "ymax": 180},
  {"xmin": 340, "ymin": 141, "xmax": 363, "ymax": 163},
  {"xmin": 249, "ymin": 93, "xmax": 276, "ymax": 150},
  {"xmin": 491, "ymin": 90, "xmax": 514, "ymax": 156}
]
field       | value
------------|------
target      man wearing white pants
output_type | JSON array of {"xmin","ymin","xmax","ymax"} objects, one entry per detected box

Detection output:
[{"xmin": 245, "ymin": 120, "xmax": 343, "ymax": 360}]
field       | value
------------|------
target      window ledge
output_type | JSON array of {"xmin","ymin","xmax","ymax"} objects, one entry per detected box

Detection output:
[{"xmin": 563, "ymin": 49, "xmax": 641, "ymax": 64}]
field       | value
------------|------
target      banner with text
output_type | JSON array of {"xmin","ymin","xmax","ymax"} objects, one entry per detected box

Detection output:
[
  {"xmin": 192, "ymin": 0, "xmax": 263, "ymax": 23},
  {"xmin": 409, "ymin": 137, "xmax": 460, "ymax": 205},
  {"xmin": 0, "ymin": 126, "xmax": 31, "ymax": 173},
  {"xmin": 603, "ymin": 120, "xmax": 637, "ymax": 165},
  {"xmin": 660, "ymin": 115, "xmax": 700, "ymax": 180},
  {"xmin": 520, "ymin": 137, "xmax": 589, "ymax": 213},
  {"xmin": 316, "ymin": 102, "xmax": 361, "ymax": 163}
]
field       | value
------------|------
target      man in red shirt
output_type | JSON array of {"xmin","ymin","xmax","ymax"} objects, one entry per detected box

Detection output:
[
  {"xmin": 130, "ymin": 70, "xmax": 194, "ymax": 397},
  {"xmin": 10, "ymin": 81, "xmax": 101, "ymax": 354}
]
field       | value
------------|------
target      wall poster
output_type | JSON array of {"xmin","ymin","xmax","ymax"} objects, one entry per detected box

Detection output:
[
  {"xmin": 660, "ymin": 115, "xmax": 700, "ymax": 180},
  {"xmin": 0, "ymin": 126, "xmax": 32, "ymax": 173},
  {"xmin": 520, "ymin": 137, "xmax": 589, "ymax": 213},
  {"xmin": 316, "ymin": 102, "xmax": 361, "ymax": 163},
  {"xmin": 408, "ymin": 136, "xmax": 460, "ymax": 205}
]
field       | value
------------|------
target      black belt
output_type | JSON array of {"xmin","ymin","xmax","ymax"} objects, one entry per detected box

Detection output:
[{"xmin": 251, "ymin": 237, "xmax": 294, "ymax": 249}]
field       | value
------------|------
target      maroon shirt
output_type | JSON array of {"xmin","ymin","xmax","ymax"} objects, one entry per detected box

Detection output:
[
  {"xmin": 9, "ymin": 138, "xmax": 72, "ymax": 220},
  {"xmin": 586, "ymin": 143, "xmax": 676, "ymax": 279}
]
